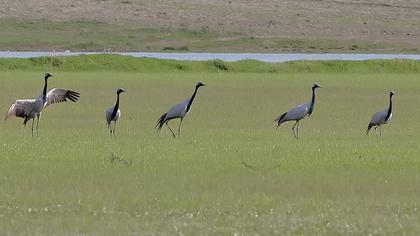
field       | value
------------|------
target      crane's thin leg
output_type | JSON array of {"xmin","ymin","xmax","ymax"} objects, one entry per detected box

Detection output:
[
  {"xmin": 296, "ymin": 121, "xmax": 300, "ymax": 139},
  {"xmin": 113, "ymin": 121, "xmax": 117, "ymax": 136},
  {"xmin": 36, "ymin": 114, "xmax": 40, "ymax": 135},
  {"xmin": 178, "ymin": 118, "xmax": 183, "ymax": 137},
  {"xmin": 374, "ymin": 126, "xmax": 379, "ymax": 139},
  {"xmin": 291, "ymin": 121, "xmax": 298, "ymax": 139},
  {"xmin": 379, "ymin": 125, "xmax": 383, "ymax": 137},
  {"xmin": 31, "ymin": 118, "xmax": 35, "ymax": 137},
  {"xmin": 166, "ymin": 122, "xmax": 176, "ymax": 138},
  {"xmin": 107, "ymin": 122, "xmax": 112, "ymax": 136}
]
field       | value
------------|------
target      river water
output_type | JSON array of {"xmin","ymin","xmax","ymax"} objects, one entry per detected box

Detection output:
[{"xmin": 1, "ymin": 51, "xmax": 420, "ymax": 62}]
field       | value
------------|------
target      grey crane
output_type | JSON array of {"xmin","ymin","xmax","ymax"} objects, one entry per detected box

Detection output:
[
  {"xmin": 275, "ymin": 83, "xmax": 321, "ymax": 139},
  {"xmin": 366, "ymin": 91, "xmax": 395, "ymax": 137},
  {"xmin": 5, "ymin": 73, "xmax": 80, "ymax": 136},
  {"xmin": 105, "ymin": 88, "xmax": 126, "ymax": 136},
  {"xmin": 156, "ymin": 81, "xmax": 206, "ymax": 138}
]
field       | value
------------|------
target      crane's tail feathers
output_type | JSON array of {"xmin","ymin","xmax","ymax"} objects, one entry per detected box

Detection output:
[
  {"xmin": 23, "ymin": 117, "xmax": 30, "ymax": 127},
  {"xmin": 275, "ymin": 112, "xmax": 287, "ymax": 127},
  {"xmin": 156, "ymin": 113, "xmax": 167, "ymax": 131},
  {"xmin": 366, "ymin": 123, "xmax": 374, "ymax": 135}
]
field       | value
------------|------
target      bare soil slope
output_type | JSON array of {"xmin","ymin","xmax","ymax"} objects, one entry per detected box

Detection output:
[{"xmin": 1, "ymin": 0, "xmax": 419, "ymax": 52}]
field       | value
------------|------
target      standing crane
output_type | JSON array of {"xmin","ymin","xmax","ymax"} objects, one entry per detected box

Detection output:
[
  {"xmin": 275, "ymin": 83, "xmax": 321, "ymax": 139},
  {"xmin": 105, "ymin": 88, "xmax": 126, "ymax": 136},
  {"xmin": 366, "ymin": 91, "xmax": 395, "ymax": 137},
  {"xmin": 156, "ymin": 81, "xmax": 206, "ymax": 138},
  {"xmin": 5, "ymin": 73, "xmax": 80, "ymax": 136}
]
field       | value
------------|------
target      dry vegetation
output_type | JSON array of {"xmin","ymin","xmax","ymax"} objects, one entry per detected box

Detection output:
[{"xmin": 1, "ymin": 0, "xmax": 420, "ymax": 49}]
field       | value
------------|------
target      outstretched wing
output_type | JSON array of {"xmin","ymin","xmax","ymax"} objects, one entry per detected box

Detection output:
[
  {"xmin": 5, "ymin": 99, "xmax": 37, "ymax": 120},
  {"xmin": 44, "ymin": 88, "xmax": 80, "ymax": 108}
]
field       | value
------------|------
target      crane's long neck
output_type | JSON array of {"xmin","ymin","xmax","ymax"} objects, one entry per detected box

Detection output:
[
  {"xmin": 308, "ymin": 88, "xmax": 316, "ymax": 116},
  {"xmin": 186, "ymin": 86, "xmax": 199, "ymax": 113},
  {"xmin": 111, "ymin": 93, "xmax": 120, "ymax": 118},
  {"xmin": 386, "ymin": 94, "xmax": 393, "ymax": 120},
  {"xmin": 42, "ymin": 78, "xmax": 48, "ymax": 101}
]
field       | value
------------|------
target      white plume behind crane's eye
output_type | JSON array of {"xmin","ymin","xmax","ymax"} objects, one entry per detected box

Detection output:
[
  {"xmin": 44, "ymin": 72, "xmax": 53, "ymax": 78},
  {"xmin": 196, "ymin": 81, "xmax": 206, "ymax": 87},
  {"xmin": 312, "ymin": 83, "xmax": 321, "ymax": 88}
]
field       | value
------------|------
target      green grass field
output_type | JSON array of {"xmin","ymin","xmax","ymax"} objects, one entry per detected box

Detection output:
[{"xmin": 1, "ymin": 68, "xmax": 420, "ymax": 234}]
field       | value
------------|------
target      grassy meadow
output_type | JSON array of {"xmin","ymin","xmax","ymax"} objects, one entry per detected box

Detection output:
[
  {"xmin": 1, "ymin": 62, "xmax": 420, "ymax": 234},
  {"xmin": 0, "ymin": 19, "xmax": 416, "ymax": 53}
]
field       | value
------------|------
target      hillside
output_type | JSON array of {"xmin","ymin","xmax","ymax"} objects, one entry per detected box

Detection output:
[{"xmin": 1, "ymin": 0, "xmax": 419, "ymax": 52}]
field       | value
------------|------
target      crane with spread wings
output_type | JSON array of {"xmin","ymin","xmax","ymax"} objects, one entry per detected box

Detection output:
[{"xmin": 5, "ymin": 73, "xmax": 80, "ymax": 136}]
